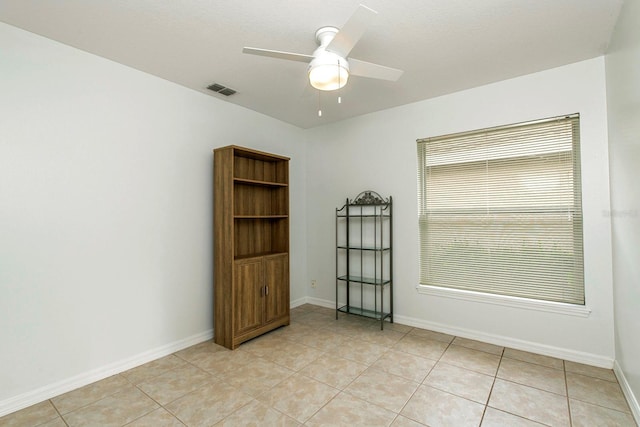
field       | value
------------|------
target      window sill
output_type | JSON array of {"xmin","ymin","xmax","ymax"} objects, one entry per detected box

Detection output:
[{"xmin": 416, "ymin": 285, "xmax": 591, "ymax": 318}]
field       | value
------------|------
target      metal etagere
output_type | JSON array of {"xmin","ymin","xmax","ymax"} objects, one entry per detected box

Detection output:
[{"xmin": 336, "ymin": 191, "xmax": 393, "ymax": 329}]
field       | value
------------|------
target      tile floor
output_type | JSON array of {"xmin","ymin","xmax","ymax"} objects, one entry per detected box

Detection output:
[{"xmin": 2, "ymin": 304, "xmax": 636, "ymax": 426}]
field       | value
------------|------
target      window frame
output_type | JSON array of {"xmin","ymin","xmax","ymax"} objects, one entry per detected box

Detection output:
[{"xmin": 416, "ymin": 114, "xmax": 588, "ymax": 313}]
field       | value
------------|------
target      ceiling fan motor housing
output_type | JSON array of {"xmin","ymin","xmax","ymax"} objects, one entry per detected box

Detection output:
[{"xmin": 308, "ymin": 27, "xmax": 350, "ymax": 91}]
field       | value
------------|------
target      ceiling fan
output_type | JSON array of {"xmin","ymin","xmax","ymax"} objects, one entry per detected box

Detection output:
[{"xmin": 242, "ymin": 4, "xmax": 404, "ymax": 91}]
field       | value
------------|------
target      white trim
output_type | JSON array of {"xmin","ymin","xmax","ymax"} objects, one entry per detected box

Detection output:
[
  {"xmin": 291, "ymin": 296, "xmax": 336, "ymax": 310},
  {"xmin": 0, "ymin": 329, "xmax": 213, "ymax": 418},
  {"xmin": 416, "ymin": 284, "xmax": 592, "ymax": 317},
  {"xmin": 302, "ymin": 297, "xmax": 611, "ymax": 368},
  {"xmin": 614, "ymin": 360, "xmax": 640, "ymax": 425},
  {"xmin": 393, "ymin": 313, "xmax": 612, "ymax": 368},
  {"xmin": 305, "ymin": 297, "xmax": 337, "ymax": 310},
  {"xmin": 290, "ymin": 296, "xmax": 309, "ymax": 308}
]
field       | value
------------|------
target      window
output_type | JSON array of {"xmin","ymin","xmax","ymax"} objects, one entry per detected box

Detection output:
[{"xmin": 417, "ymin": 114, "xmax": 584, "ymax": 305}]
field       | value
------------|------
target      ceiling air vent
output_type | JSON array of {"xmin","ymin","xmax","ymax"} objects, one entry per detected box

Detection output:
[{"xmin": 207, "ymin": 83, "xmax": 237, "ymax": 96}]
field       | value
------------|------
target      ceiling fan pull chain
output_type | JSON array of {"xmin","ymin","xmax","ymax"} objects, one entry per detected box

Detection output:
[{"xmin": 318, "ymin": 90, "xmax": 323, "ymax": 117}]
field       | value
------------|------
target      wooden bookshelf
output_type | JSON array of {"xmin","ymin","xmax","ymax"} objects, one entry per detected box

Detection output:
[{"xmin": 213, "ymin": 145, "xmax": 290, "ymax": 349}]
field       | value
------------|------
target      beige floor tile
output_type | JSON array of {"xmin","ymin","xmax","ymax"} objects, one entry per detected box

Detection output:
[
  {"xmin": 215, "ymin": 400, "xmax": 300, "ymax": 426},
  {"xmin": 239, "ymin": 333, "xmax": 291, "ymax": 359},
  {"xmin": 503, "ymin": 348, "xmax": 564, "ymax": 370},
  {"xmin": 271, "ymin": 322, "xmax": 316, "ymax": 341},
  {"xmin": 330, "ymin": 337, "xmax": 389, "ymax": 365},
  {"xmin": 566, "ymin": 372, "xmax": 631, "ymax": 413},
  {"xmin": 36, "ymin": 417, "xmax": 67, "ymax": 427},
  {"xmin": 294, "ymin": 311, "xmax": 336, "ymax": 326},
  {"xmin": 394, "ymin": 334, "xmax": 449, "ymax": 360},
  {"xmin": 452, "ymin": 337, "xmax": 504, "ymax": 355},
  {"xmin": 51, "ymin": 374, "xmax": 131, "ymax": 414},
  {"xmin": 497, "ymin": 357, "xmax": 566, "ymax": 395},
  {"xmin": 569, "ymin": 398, "xmax": 636, "ymax": 427},
  {"xmin": 306, "ymin": 392, "xmax": 397, "ymax": 427},
  {"xmin": 565, "ymin": 360, "xmax": 618, "ymax": 382},
  {"xmin": 344, "ymin": 368, "xmax": 420, "ymax": 413},
  {"xmin": 257, "ymin": 373, "xmax": 339, "ymax": 423},
  {"xmin": 424, "ymin": 362, "xmax": 495, "ymax": 404},
  {"xmin": 137, "ymin": 364, "xmax": 215, "ymax": 405},
  {"xmin": 373, "ymin": 321, "xmax": 414, "ymax": 334},
  {"xmin": 62, "ymin": 387, "xmax": 158, "ymax": 427},
  {"xmin": 330, "ymin": 316, "xmax": 380, "ymax": 337},
  {"xmin": 189, "ymin": 347, "xmax": 255, "ymax": 376},
  {"xmin": 308, "ymin": 305, "xmax": 335, "ymax": 315},
  {"xmin": 263, "ymin": 341, "xmax": 322, "ymax": 371},
  {"xmin": 218, "ymin": 358, "xmax": 294, "ymax": 397},
  {"xmin": 401, "ymin": 385, "xmax": 485, "ymax": 427},
  {"xmin": 126, "ymin": 407, "xmax": 185, "ymax": 426},
  {"xmin": 0, "ymin": 400, "xmax": 60, "ymax": 426},
  {"xmin": 289, "ymin": 308, "xmax": 311, "ymax": 321},
  {"xmin": 356, "ymin": 326, "xmax": 408, "ymax": 347},
  {"xmin": 166, "ymin": 381, "xmax": 253, "ymax": 427},
  {"xmin": 173, "ymin": 340, "xmax": 226, "ymax": 364},
  {"xmin": 440, "ymin": 344, "xmax": 501, "ymax": 376},
  {"xmin": 300, "ymin": 353, "xmax": 368, "ymax": 389},
  {"xmin": 371, "ymin": 349, "xmax": 437, "ymax": 383},
  {"xmin": 408, "ymin": 327, "xmax": 455, "ymax": 343},
  {"xmin": 480, "ymin": 407, "xmax": 546, "ymax": 426},
  {"xmin": 390, "ymin": 415, "xmax": 427, "ymax": 426},
  {"xmin": 290, "ymin": 303, "xmax": 314, "ymax": 314},
  {"xmin": 291, "ymin": 328, "xmax": 351, "ymax": 352},
  {"xmin": 488, "ymin": 379, "xmax": 570, "ymax": 426},
  {"xmin": 11, "ymin": 303, "xmax": 636, "ymax": 427},
  {"xmin": 121, "ymin": 354, "xmax": 187, "ymax": 385}
]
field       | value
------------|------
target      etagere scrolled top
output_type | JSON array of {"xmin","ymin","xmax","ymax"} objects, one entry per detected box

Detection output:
[
  {"xmin": 214, "ymin": 145, "xmax": 290, "ymax": 350},
  {"xmin": 336, "ymin": 191, "xmax": 393, "ymax": 330}
]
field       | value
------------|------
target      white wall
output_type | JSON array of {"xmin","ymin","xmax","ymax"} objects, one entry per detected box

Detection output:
[
  {"xmin": 605, "ymin": 0, "xmax": 640, "ymax": 418},
  {"xmin": 306, "ymin": 57, "xmax": 615, "ymax": 365},
  {"xmin": 0, "ymin": 22, "xmax": 307, "ymax": 413}
]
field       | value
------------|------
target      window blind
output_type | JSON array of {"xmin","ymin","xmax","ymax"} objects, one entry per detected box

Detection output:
[{"xmin": 417, "ymin": 115, "xmax": 584, "ymax": 305}]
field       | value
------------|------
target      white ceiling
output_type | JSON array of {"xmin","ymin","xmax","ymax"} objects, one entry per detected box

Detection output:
[{"xmin": 0, "ymin": 0, "xmax": 623, "ymax": 129}]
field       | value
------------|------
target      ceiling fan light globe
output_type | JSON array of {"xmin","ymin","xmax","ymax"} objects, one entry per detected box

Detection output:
[{"xmin": 309, "ymin": 63, "xmax": 349, "ymax": 91}]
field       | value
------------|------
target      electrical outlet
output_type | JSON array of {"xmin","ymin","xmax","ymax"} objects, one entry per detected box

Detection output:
[{"xmin": 311, "ymin": 280, "xmax": 317, "ymax": 288}]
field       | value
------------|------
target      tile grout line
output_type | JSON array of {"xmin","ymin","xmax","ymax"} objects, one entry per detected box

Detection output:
[
  {"xmin": 479, "ymin": 346, "xmax": 505, "ymax": 426},
  {"xmin": 564, "ymin": 359, "xmax": 574, "ymax": 426},
  {"xmin": 47, "ymin": 398, "xmax": 69, "ymax": 427},
  {"xmin": 394, "ymin": 332, "xmax": 453, "ymax": 426}
]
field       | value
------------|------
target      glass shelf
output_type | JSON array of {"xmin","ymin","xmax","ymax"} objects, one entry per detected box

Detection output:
[
  {"xmin": 337, "ymin": 275, "xmax": 391, "ymax": 286},
  {"xmin": 337, "ymin": 305, "xmax": 391, "ymax": 321},
  {"xmin": 337, "ymin": 245, "xmax": 391, "ymax": 251},
  {"xmin": 336, "ymin": 213, "xmax": 391, "ymax": 218}
]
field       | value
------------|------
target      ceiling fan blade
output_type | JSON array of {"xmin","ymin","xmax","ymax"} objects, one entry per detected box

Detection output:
[
  {"xmin": 326, "ymin": 4, "xmax": 377, "ymax": 57},
  {"xmin": 242, "ymin": 47, "xmax": 313, "ymax": 63},
  {"xmin": 349, "ymin": 58, "xmax": 404, "ymax": 81}
]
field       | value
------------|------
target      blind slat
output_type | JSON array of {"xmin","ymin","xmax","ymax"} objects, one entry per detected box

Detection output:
[{"xmin": 417, "ymin": 114, "xmax": 584, "ymax": 305}]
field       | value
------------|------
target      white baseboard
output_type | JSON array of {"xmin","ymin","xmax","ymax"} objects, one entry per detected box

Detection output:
[
  {"xmin": 393, "ymin": 314, "xmax": 614, "ymax": 368},
  {"xmin": 614, "ymin": 360, "xmax": 640, "ymax": 425},
  {"xmin": 0, "ymin": 329, "xmax": 213, "ymax": 418},
  {"xmin": 302, "ymin": 297, "xmax": 614, "ymax": 368},
  {"xmin": 290, "ymin": 296, "xmax": 309, "ymax": 308},
  {"xmin": 304, "ymin": 297, "xmax": 336, "ymax": 309},
  {"xmin": 291, "ymin": 296, "xmax": 335, "ymax": 310}
]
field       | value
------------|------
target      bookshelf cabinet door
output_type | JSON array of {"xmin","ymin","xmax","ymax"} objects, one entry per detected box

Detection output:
[
  {"xmin": 233, "ymin": 258, "xmax": 263, "ymax": 335},
  {"xmin": 264, "ymin": 254, "xmax": 289, "ymax": 324}
]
